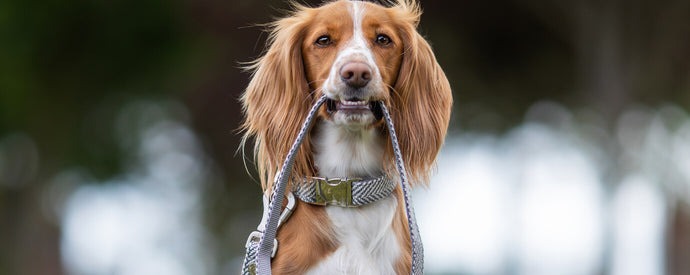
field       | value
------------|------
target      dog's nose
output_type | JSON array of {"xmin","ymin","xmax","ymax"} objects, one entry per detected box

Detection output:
[{"xmin": 340, "ymin": 62, "xmax": 371, "ymax": 88}]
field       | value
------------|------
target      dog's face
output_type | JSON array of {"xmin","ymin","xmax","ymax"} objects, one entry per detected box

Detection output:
[
  {"xmin": 302, "ymin": 1, "xmax": 403, "ymax": 128},
  {"xmin": 241, "ymin": 0, "xmax": 453, "ymax": 190}
]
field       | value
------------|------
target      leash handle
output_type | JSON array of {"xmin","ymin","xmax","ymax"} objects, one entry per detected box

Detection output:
[{"xmin": 256, "ymin": 95, "xmax": 327, "ymax": 275}]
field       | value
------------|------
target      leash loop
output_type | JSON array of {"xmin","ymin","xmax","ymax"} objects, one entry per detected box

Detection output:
[{"xmin": 245, "ymin": 95, "xmax": 424, "ymax": 275}]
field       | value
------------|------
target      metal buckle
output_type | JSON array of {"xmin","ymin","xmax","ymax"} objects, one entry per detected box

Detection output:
[
  {"xmin": 245, "ymin": 231, "xmax": 278, "ymax": 258},
  {"xmin": 277, "ymin": 192, "xmax": 296, "ymax": 228},
  {"xmin": 313, "ymin": 177, "xmax": 359, "ymax": 207}
]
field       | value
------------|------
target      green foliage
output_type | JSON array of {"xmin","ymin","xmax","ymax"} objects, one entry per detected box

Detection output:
[{"xmin": 0, "ymin": 0, "xmax": 195, "ymax": 178}]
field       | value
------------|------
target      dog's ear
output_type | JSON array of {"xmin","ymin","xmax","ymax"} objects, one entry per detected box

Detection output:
[
  {"xmin": 388, "ymin": 3, "xmax": 453, "ymax": 186},
  {"xmin": 241, "ymin": 9, "xmax": 316, "ymax": 192}
]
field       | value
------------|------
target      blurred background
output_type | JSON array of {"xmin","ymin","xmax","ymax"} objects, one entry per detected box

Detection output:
[{"xmin": 0, "ymin": 0, "xmax": 689, "ymax": 274}]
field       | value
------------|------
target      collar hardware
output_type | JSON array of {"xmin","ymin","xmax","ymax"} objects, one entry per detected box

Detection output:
[{"xmin": 313, "ymin": 177, "xmax": 358, "ymax": 207}]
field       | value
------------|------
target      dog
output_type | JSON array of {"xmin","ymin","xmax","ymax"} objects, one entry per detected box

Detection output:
[{"xmin": 241, "ymin": 0, "xmax": 452, "ymax": 274}]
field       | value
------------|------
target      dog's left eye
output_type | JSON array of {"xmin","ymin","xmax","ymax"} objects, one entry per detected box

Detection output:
[
  {"xmin": 375, "ymin": 34, "xmax": 391, "ymax": 46},
  {"xmin": 315, "ymin": 35, "xmax": 332, "ymax": 47}
]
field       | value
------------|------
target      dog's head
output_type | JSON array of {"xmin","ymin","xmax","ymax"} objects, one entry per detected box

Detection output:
[{"xmin": 241, "ymin": 0, "xmax": 452, "ymax": 191}]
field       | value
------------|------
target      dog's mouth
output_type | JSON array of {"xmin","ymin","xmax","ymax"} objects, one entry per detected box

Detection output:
[{"xmin": 326, "ymin": 98, "xmax": 383, "ymax": 121}]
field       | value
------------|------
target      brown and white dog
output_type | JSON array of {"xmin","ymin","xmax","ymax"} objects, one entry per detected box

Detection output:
[{"xmin": 241, "ymin": 0, "xmax": 452, "ymax": 274}]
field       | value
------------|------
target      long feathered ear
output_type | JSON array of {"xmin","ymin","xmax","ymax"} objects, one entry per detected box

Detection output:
[
  {"xmin": 388, "ymin": 2, "xmax": 453, "ymax": 187},
  {"xmin": 241, "ymin": 7, "xmax": 316, "ymax": 192}
]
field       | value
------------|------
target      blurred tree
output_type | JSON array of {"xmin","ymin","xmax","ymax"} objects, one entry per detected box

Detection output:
[{"xmin": 0, "ymin": 0, "xmax": 201, "ymax": 273}]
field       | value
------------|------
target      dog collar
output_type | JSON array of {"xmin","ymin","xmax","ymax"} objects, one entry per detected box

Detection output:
[{"xmin": 292, "ymin": 175, "xmax": 396, "ymax": 207}]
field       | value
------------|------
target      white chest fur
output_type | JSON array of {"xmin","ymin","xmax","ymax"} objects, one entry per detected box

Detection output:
[
  {"xmin": 309, "ymin": 121, "xmax": 401, "ymax": 274},
  {"xmin": 313, "ymin": 120, "xmax": 384, "ymax": 178},
  {"xmin": 306, "ymin": 196, "xmax": 401, "ymax": 275}
]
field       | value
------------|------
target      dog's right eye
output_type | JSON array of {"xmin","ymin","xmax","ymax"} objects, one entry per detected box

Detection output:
[{"xmin": 315, "ymin": 35, "xmax": 332, "ymax": 47}]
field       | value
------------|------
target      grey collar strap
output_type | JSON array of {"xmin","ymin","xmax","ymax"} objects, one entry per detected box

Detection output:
[
  {"xmin": 246, "ymin": 95, "xmax": 424, "ymax": 275},
  {"xmin": 293, "ymin": 175, "xmax": 396, "ymax": 207}
]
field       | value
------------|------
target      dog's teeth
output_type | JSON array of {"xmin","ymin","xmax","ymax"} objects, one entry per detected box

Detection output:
[{"xmin": 340, "ymin": 100, "xmax": 368, "ymax": 106}]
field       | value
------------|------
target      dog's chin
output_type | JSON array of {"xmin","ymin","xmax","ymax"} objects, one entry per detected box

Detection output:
[{"xmin": 325, "ymin": 98, "xmax": 383, "ymax": 129}]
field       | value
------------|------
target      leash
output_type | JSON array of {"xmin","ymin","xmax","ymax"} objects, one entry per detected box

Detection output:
[
  {"xmin": 380, "ymin": 102, "xmax": 424, "ymax": 274},
  {"xmin": 243, "ymin": 95, "xmax": 424, "ymax": 274}
]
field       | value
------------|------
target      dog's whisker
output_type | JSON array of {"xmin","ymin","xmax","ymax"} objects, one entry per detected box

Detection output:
[{"xmin": 307, "ymin": 78, "xmax": 327, "ymax": 85}]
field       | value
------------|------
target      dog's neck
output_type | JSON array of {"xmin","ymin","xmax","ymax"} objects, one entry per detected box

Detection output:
[{"xmin": 313, "ymin": 120, "xmax": 385, "ymax": 178}]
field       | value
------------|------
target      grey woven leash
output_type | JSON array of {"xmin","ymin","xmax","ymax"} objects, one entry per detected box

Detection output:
[
  {"xmin": 255, "ymin": 95, "xmax": 327, "ymax": 275},
  {"xmin": 293, "ymin": 175, "xmax": 396, "ymax": 206},
  {"xmin": 380, "ymin": 103, "xmax": 424, "ymax": 274},
  {"xmin": 253, "ymin": 95, "xmax": 424, "ymax": 274}
]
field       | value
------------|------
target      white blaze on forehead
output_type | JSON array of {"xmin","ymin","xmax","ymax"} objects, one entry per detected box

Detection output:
[
  {"xmin": 349, "ymin": 1, "xmax": 365, "ymax": 48},
  {"xmin": 339, "ymin": 1, "xmax": 378, "ymax": 66}
]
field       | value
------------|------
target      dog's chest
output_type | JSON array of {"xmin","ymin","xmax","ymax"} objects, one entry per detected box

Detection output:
[
  {"xmin": 307, "ymin": 122, "xmax": 401, "ymax": 274},
  {"xmin": 306, "ymin": 196, "xmax": 401, "ymax": 275}
]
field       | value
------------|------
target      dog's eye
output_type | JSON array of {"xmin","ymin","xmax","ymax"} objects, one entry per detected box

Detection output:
[
  {"xmin": 375, "ymin": 34, "xmax": 391, "ymax": 46},
  {"xmin": 315, "ymin": 35, "xmax": 332, "ymax": 47}
]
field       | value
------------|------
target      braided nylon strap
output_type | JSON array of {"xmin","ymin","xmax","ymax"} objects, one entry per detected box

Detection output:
[
  {"xmin": 256, "ymin": 95, "xmax": 327, "ymax": 275},
  {"xmin": 252, "ymin": 95, "xmax": 424, "ymax": 275},
  {"xmin": 380, "ymin": 103, "xmax": 425, "ymax": 274},
  {"xmin": 292, "ymin": 175, "xmax": 396, "ymax": 206}
]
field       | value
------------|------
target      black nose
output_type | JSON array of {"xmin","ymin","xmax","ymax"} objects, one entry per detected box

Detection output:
[{"xmin": 340, "ymin": 62, "xmax": 371, "ymax": 88}]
